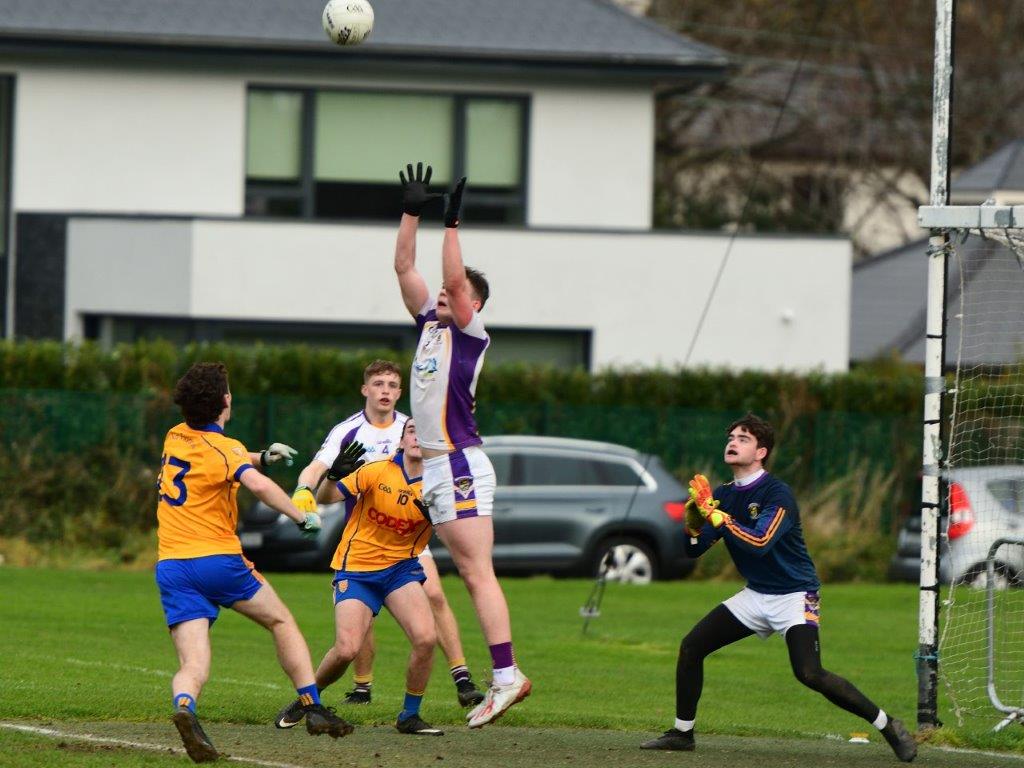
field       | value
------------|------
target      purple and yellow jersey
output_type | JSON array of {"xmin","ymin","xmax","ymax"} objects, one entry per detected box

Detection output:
[
  {"xmin": 156, "ymin": 423, "xmax": 254, "ymax": 561},
  {"xmin": 330, "ymin": 452, "xmax": 431, "ymax": 572},
  {"xmin": 411, "ymin": 298, "xmax": 489, "ymax": 451}
]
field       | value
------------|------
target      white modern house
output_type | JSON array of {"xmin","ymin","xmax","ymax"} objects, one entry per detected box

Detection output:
[{"xmin": 0, "ymin": 0, "xmax": 853, "ymax": 372}]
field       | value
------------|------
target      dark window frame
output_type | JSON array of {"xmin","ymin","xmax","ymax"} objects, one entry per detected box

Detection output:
[
  {"xmin": 244, "ymin": 84, "xmax": 530, "ymax": 225},
  {"xmin": 0, "ymin": 76, "xmax": 13, "ymax": 337}
]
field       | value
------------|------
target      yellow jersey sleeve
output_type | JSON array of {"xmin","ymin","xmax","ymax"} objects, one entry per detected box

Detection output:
[
  {"xmin": 204, "ymin": 433, "xmax": 255, "ymax": 483},
  {"xmin": 337, "ymin": 461, "xmax": 380, "ymax": 500}
]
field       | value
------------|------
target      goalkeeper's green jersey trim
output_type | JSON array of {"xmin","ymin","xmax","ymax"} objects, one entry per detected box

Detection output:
[{"xmin": 684, "ymin": 473, "xmax": 820, "ymax": 594}]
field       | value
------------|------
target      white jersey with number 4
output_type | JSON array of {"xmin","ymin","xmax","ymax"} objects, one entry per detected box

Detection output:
[{"xmin": 314, "ymin": 410, "xmax": 409, "ymax": 466}]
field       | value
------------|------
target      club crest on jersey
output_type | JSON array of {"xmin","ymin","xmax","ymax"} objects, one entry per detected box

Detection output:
[
  {"xmin": 335, "ymin": 580, "xmax": 348, "ymax": 595},
  {"xmin": 747, "ymin": 503, "xmax": 761, "ymax": 519},
  {"xmin": 454, "ymin": 476, "xmax": 474, "ymax": 498},
  {"xmin": 413, "ymin": 357, "xmax": 439, "ymax": 381}
]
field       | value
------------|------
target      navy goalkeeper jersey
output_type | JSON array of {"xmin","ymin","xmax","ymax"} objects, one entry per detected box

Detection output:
[{"xmin": 684, "ymin": 472, "xmax": 819, "ymax": 594}]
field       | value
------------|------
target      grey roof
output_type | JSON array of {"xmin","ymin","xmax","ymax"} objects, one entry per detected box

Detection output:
[
  {"xmin": 0, "ymin": 0, "xmax": 728, "ymax": 73},
  {"xmin": 851, "ymin": 235, "xmax": 1024, "ymax": 367},
  {"xmin": 952, "ymin": 140, "xmax": 1024, "ymax": 194}
]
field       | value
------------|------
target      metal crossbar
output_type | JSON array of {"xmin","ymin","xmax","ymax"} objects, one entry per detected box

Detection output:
[{"xmin": 919, "ymin": 205, "xmax": 1024, "ymax": 230}]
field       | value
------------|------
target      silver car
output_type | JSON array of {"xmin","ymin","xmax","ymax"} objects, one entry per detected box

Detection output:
[
  {"xmin": 889, "ymin": 466, "xmax": 1024, "ymax": 588},
  {"xmin": 945, "ymin": 466, "xmax": 1024, "ymax": 588},
  {"xmin": 239, "ymin": 434, "xmax": 695, "ymax": 584},
  {"xmin": 427, "ymin": 435, "xmax": 695, "ymax": 583}
]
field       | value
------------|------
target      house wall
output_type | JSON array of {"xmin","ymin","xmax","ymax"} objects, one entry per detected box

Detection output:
[
  {"xmin": 13, "ymin": 63, "xmax": 245, "ymax": 216},
  {"xmin": 8, "ymin": 59, "xmax": 652, "ymax": 229},
  {"xmin": 65, "ymin": 216, "xmax": 851, "ymax": 372}
]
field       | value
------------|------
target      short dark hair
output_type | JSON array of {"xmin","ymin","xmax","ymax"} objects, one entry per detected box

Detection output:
[
  {"xmin": 465, "ymin": 267, "xmax": 490, "ymax": 309},
  {"xmin": 173, "ymin": 362, "xmax": 229, "ymax": 428},
  {"xmin": 727, "ymin": 412, "xmax": 775, "ymax": 463},
  {"xmin": 363, "ymin": 359, "xmax": 402, "ymax": 383}
]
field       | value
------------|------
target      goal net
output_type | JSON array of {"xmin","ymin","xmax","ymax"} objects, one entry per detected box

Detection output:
[{"xmin": 936, "ymin": 223, "xmax": 1024, "ymax": 727}]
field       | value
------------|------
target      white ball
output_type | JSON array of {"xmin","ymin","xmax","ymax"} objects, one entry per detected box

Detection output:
[{"xmin": 322, "ymin": 0, "xmax": 374, "ymax": 46}]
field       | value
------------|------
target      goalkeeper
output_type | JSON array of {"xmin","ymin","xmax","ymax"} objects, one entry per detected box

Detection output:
[{"xmin": 642, "ymin": 413, "xmax": 917, "ymax": 762}]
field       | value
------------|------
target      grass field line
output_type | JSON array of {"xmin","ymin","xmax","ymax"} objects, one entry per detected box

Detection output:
[
  {"xmin": 64, "ymin": 657, "xmax": 286, "ymax": 691},
  {"xmin": 0, "ymin": 722, "xmax": 308, "ymax": 768},
  {"xmin": 934, "ymin": 744, "xmax": 1024, "ymax": 762}
]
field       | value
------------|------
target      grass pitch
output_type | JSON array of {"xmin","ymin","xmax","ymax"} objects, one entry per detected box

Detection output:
[{"xmin": 0, "ymin": 567, "xmax": 1021, "ymax": 766}]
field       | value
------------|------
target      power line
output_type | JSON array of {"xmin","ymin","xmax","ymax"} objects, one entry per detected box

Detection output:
[{"xmin": 682, "ymin": 0, "xmax": 830, "ymax": 366}]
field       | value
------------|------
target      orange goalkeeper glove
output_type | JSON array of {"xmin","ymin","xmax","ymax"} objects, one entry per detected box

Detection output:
[
  {"xmin": 684, "ymin": 498, "xmax": 705, "ymax": 537},
  {"xmin": 688, "ymin": 473, "xmax": 731, "ymax": 528}
]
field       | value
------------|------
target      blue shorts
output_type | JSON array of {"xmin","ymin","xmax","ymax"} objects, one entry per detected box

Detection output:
[
  {"xmin": 155, "ymin": 554, "xmax": 265, "ymax": 627},
  {"xmin": 333, "ymin": 558, "xmax": 426, "ymax": 616}
]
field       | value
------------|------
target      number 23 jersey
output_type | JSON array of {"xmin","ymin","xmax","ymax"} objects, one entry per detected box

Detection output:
[{"xmin": 156, "ymin": 422, "xmax": 255, "ymax": 561}]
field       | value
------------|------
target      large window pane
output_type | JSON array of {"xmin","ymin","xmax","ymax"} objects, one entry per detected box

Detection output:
[
  {"xmin": 465, "ymin": 99, "xmax": 522, "ymax": 186},
  {"xmin": 246, "ymin": 91, "xmax": 303, "ymax": 180},
  {"xmin": 315, "ymin": 93, "xmax": 453, "ymax": 183},
  {"xmin": 487, "ymin": 329, "xmax": 589, "ymax": 368}
]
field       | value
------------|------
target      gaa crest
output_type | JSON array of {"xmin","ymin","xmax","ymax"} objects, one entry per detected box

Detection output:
[
  {"xmin": 335, "ymin": 580, "xmax": 348, "ymax": 594},
  {"xmin": 454, "ymin": 476, "xmax": 474, "ymax": 498},
  {"xmin": 747, "ymin": 503, "xmax": 760, "ymax": 519}
]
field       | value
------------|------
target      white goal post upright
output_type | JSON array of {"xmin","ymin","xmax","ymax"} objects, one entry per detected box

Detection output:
[{"xmin": 917, "ymin": 0, "xmax": 955, "ymax": 732}]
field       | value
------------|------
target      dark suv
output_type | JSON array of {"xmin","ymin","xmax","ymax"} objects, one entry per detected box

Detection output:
[{"xmin": 239, "ymin": 435, "xmax": 695, "ymax": 583}]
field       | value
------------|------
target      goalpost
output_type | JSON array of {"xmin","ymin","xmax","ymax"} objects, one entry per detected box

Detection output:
[{"xmin": 918, "ymin": 0, "xmax": 1024, "ymax": 732}]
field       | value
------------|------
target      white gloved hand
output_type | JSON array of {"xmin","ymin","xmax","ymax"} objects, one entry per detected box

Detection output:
[
  {"xmin": 297, "ymin": 512, "xmax": 322, "ymax": 539},
  {"xmin": 261, "ymin": 442, "xmax": 297, "ymax": 467}
]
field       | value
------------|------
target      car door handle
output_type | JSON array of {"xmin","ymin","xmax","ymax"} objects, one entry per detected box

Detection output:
[
  {"xmin": 494, "ymin": 507, "xmax": 513, "ymax": 514},
  {"xmin": 586, "ymin": 507, "xmax": 606, "ymax": 514}
]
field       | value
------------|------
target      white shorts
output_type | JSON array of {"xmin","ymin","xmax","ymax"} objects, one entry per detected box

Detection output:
[
  {"xmin": 421, "ymin": 446, "xmax": 495, "ymax": 526},
  {"xmin": 723, "ymin": 587, "xmax": 821, "ymax": 639},
  {"xmin": 419, "ymin": 545, "xmax": 433, "ymax": 559}
]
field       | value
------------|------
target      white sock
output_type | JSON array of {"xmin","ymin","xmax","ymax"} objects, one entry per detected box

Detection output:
[
  {"xmin": 873, "ymin": 710, "xmax": 888, "ymax": 730},
  {"xmin": 674, "ymin": 718, "xmax": 695, "ymax": 733},
  {"xmin": 493, "ymin": 665, "xmax": 516, "ymax": 686}
]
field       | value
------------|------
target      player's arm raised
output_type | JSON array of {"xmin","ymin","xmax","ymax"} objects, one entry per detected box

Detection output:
[
  {"xmin": 240, "ymin": 469, "xmax": 322, "ymax": 538},
  {"xmin": 395, "ymin": 162, "xmax": 437, "ymax": 317},
  {"xmin": 315, "ymin": 441, "xmax": 368, "ymax": 504},
  {"xmin": 441, "ymin": 177, "xmax": 475, "ymax": 329}
]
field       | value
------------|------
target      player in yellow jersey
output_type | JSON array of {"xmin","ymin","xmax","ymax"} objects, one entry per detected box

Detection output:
[
  {"xmin": 287, "ymin": 359, "xmax": 484, "ymax": 710},
  {"xmin": 155, "ymin": 363, "xmax": 352, "ymax": 763},
  {"xmin": 274, "ymin": 419, "xmax": 444, "ymax": 736}
]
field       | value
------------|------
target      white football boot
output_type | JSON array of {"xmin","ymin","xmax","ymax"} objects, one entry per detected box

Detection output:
[{"xmin": 466, "ymin": 669, "xmax": 532, "ymax": 728}]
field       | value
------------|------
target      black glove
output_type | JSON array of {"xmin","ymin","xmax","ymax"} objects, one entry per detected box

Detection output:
[
  {"xmin": 444, "ymin": 177, "xmax": 467, "ymax": 228},
  {"xmin": 326, "ymin": 440, "xmax": 368, "ymax": 482},
  {"xmin": 413, "ymin": 498, "xmax": 430, "ymax": 520},
  {"xmin": 400, "ymin": 162, "xmax": 442, "ymax": 216}
]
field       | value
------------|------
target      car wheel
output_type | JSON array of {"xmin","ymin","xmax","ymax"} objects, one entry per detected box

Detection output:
[
  {"xmin": 960, "ymin": 562, "xmax": 1018, "ymax": 591},
  {"xmin": 593, "ymin": 537, "xmax": 658, "ymax": 585}
]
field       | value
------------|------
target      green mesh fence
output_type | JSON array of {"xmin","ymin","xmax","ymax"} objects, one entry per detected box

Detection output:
[{"xmin": 0, "ymin": 389, "xmax": 920, "ymax": 528}]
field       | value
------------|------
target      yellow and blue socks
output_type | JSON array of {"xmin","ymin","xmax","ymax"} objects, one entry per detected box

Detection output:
[
  {"xmin": 297, "ymin": 684, "xmax": 321, "ymax": 708},
  {"xmin": 173, "ymin": 693, "xmax": 196, "ymax": 713},
  {"xmin": 398, "ymin": 689, "xmax": 424, "ymax": 722}
]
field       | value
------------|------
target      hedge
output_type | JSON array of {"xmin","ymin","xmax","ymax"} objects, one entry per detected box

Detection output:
[{"xmin": 0, "ymin": 340, "xmax": 926, "ymax": 414}]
